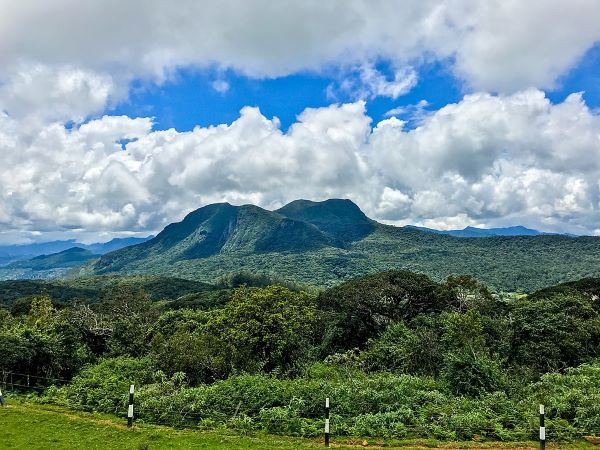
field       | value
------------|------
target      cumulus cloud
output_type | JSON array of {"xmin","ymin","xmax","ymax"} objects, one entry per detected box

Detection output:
[
  {"xmin": 369, "ymin": 90, "xmax": 600, "ymax": 231},
  {"xmin": 0, "ymin": 63, "xmax": 117, "ymax": 125},
  {"xmin": 0, "ymin": 1, "xmax": 599, "ymax": 93},
  {"xmin": 1, "ymin": 90, "xmax": 600, "ymax": 239}
]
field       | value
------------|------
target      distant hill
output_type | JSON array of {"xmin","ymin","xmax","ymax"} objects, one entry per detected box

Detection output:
[
  {"xmin": 0, "ymin": 247, "xmax": 99, "ymax": 281},
  {"xmin": 0, "ymin": 236, "xmax": 152, "ymax": 266},
  {"xmin": 89, "ymin": 199, "xmax": 600, "ymax": 292},
  {"xmin": 406, "ymin": 225, "xmax": 570, "ymax": 237},
  {"xmin": 7, "ymin": 247, "xmax": 97, "ymax": 270},
  {"xmin": 85, "ymin": 237, "xmax": 154, "ymax": 254}
]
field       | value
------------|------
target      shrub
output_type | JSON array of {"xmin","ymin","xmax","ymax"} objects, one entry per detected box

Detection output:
[{"xmin": 57, "ymin": 357, "xmax": 156, "ymax": 413}]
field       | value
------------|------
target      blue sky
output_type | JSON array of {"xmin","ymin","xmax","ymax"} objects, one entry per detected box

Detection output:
[
  {"xmin": 111, "ymin": 47, "xmax": 600, "ymax": 133},
  {"xmin": 2, "ymin": 1, "xmax": 600, "ymax": 243},
  {"xmin": 111, "ymin": 60, "xmax": 464, "ymax": 132}
]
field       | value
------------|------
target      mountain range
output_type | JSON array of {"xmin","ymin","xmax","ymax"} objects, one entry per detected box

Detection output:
[
  {"xmin": 406, "ymin": 225, "xmax": 573, "ymax": 238},
  {"xmin": 0, "ymin": 237, "xmax": 152, "ymax": 281},
  {"xmin": 6, "ymin": 247, "xmax": 98, "ymax": 271},
  {"xmin": 0, "ymin": 236, "xmax": 152, "ymax": 267},
  {"xmin": 87, "ymin": 199, "xmax": 600, "ymax": 292}
]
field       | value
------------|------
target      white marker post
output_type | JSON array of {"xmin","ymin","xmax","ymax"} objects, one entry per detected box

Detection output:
[
  {"xmin": 324, "ymin": 397, "xmax": 330, "ymax": 447},
  {"xmin": 539, "ymin": 404, "xmax": 545, "ymax": 450},
  {"xmin": 127, "ymin": 384, "xmax": 135, "ymax": 428}
]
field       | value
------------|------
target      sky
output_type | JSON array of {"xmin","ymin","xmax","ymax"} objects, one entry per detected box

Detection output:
[{"xmin": 1, "ymin": 0, "xmax": 600, "ymax": 244}]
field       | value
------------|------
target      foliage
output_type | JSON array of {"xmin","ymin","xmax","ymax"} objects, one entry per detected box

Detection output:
[
  {"xmin": 45, "ymin": 357, "xmax": 156, "ymax": 413},
  {"xmin": 317, "ymin": 270, "xmax": 455, "ymax": 353},
  {"xmin": 3, "ymin": 270, "xmax": 600, "ymax": 441},
  {"xmin": 527, "ymin": 363, "xmax": 600, "ymax": 436},
  {"xmin": 0, "ymin": 275, "xmax": 218, "ymax": 310},
  {"xmin": 509, "ymin": 292, "xmax": 600, "ymax": 373},
  {"xmin": 150, "ymin": 286, "xmax": 318, "ymax": 381}
]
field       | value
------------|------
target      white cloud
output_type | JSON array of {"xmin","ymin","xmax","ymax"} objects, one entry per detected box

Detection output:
[
  {"xmin": 328, "ymin": 64, "xmax": 418, "ymax": 100},
  {"xmin": 385, "ymin": 100, "xmax": 429, "ymax": 118},
  {"xmin": 452, "ymin": 0, "xmax": 600, "ymax": 92},
  {"xmin": 420, "ymin": 214, "xmax": 481, "ymax": 231},
  {"xmin": 1, "ymin": 89, "xmax": 600, "ymax": 239},
  {"xmin": 368, "ymin": 89, "xmax": 600, "ymax": 231},
  {"xmin": 0, "ymin": 1, "xmax": 599, "ymax": 94},
  {"xmin": 0, "ymin": 63, "xmax": 117, "ymax": 125},
  {"xmin": 211, "ymin": 79, "xmax": 230, "ymax": 93}
]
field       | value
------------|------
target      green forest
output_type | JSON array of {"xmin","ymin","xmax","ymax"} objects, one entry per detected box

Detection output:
[
  {"xmin": 1, "ymin": 270, "xmax": 599, "ymax": 443},
  {"xmin": 87, "ymin": 200, "xmax": 600, "ymax": 293}
]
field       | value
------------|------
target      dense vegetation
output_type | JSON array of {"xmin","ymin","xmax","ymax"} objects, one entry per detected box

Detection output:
[
  {"xmin": 1, "ymin": 270, "xmax": 599, "ymax": 442},
  {"xmin": 89, "ymin": 199, "xmax": 600, "ymax": 292}
]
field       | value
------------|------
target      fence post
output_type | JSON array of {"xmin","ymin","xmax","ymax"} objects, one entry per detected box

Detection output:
[
  {"xmin": 324, "ymin": 397, "xmax": 330, "ymax": 447},
  {"xmin": 127, "ymin": 384, "xmax": 135, "ymax": 428},
  {"xmin": 539, "ymin": 404, "xmax": 545, "ymax": 450}
]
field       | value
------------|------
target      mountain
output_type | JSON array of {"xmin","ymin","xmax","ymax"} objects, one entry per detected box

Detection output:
[
  {"xmin": 0, "ymin": 247, "xmax": 100, "ymax": 281},
  {"xmin": 0, "ymin": 240, "xmax": 84, "ymax": 264},
  {"xmin": 6, "ymin": 247, "xmax": 97, "ymax": 270},
  {"xmin": 90, "ymin": 199, "xmax": 600, "ymax": 292},
  {"xmin": 93, "ymin": 202, "xmax": 344, "ymax": 275},
  {"xmin": 407, "ymin": 225, "xmax": 560, "ymax": 237},
  {"xmin": 0, "ymin": 236, "xmax": 152, "ymax": 266}
]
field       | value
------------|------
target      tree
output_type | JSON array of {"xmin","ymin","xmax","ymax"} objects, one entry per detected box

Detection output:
[
  {"xmin": 509, "ymin": 292, "xmax": 600, "ymax": 373},
  {"xmin": 206, "ymin": 286, "xmax": 317, "ymax": 376},
  {"xmin": 26, "ymin": 295, "xmax": 57, "ymax": 330},
  {"xmin": 444, "ymin": 275, "xmax": 494, "ymax": 314},
  {"xmin": 100, "ymin": 285, "xmax": 158, "ymax": 357},
  {"xmin": 441, "ymin": 351, "xmax": 506, "ymax": 397},
  {"xmin": 317, "ymin": 270, "xmax": 455, "ymax": 354}
]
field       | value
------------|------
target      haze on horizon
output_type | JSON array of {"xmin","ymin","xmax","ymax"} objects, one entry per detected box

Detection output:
[{"xmin": 2, "ymin": 0, "xmax": 600, "ymax": 244}]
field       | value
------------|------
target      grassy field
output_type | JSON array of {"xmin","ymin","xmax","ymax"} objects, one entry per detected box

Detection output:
[{"xmin": 0, "ymin": 400, "xmax": 596, "ymax": 450}]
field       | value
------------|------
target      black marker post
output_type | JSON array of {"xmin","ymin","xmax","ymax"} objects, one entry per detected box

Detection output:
[
  {"xmin": 324, "ymin": 397, "xmax": 330, "ymax": 447},
  {"xmin": 127, "ymin": 384, "xmax": 134, "ymax": 428},
  {"xmin": 539, "ymin": 404, "xmax": 545, "ymax": 450}
]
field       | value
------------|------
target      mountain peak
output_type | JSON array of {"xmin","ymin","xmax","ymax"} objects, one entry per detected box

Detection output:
[
  {"xmin": 278, "ymin": 198, "xmax": 361, "ymax": 213},
  {"xmin": 276, "ymin": 198, "xmax": 374, "ymax": 241}
]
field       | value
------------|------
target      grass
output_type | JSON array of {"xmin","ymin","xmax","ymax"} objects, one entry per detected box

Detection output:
[{"xmin": 0, "ymin": 399, "xmax": 596, "ymax": 450}]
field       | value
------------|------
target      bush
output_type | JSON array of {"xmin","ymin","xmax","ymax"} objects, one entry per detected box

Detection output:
[
  {"xmin": 441, "ymin": 351, "xmax": 506, "ymax": 397},
  {"xmin": 526, "ymin": 362, "xmax": 600, "ymax": 437},
  {"xmin": 54, "ymin": 357, "xmax": 156, "ymax": 413}
]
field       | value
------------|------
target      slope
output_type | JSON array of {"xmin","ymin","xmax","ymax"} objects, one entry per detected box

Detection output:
[
  {"xmin": 90, "ymin": 199, "xmax": 600, "ymax": 292},
  {"xmin": 7, "ymin": 247, "xmax": 98, "ymax": 270},
  {"xmin": 94, "ymin": 202, "xmax": 339, "ymax": 275}
]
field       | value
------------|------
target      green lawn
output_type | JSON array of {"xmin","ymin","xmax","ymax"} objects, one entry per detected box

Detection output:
[{"xmin": 0, "ymin": 400, "xmax": 596, "ymax": 449}]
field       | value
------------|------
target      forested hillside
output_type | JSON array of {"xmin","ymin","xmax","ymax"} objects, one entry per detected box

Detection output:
[
  {"xmin": 91, "ymin": 199, "xmax": 600, "ymax": 292},
  {"xmin": 1, "ymin": 270, "xmax": 598, "ymax": 442}
]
